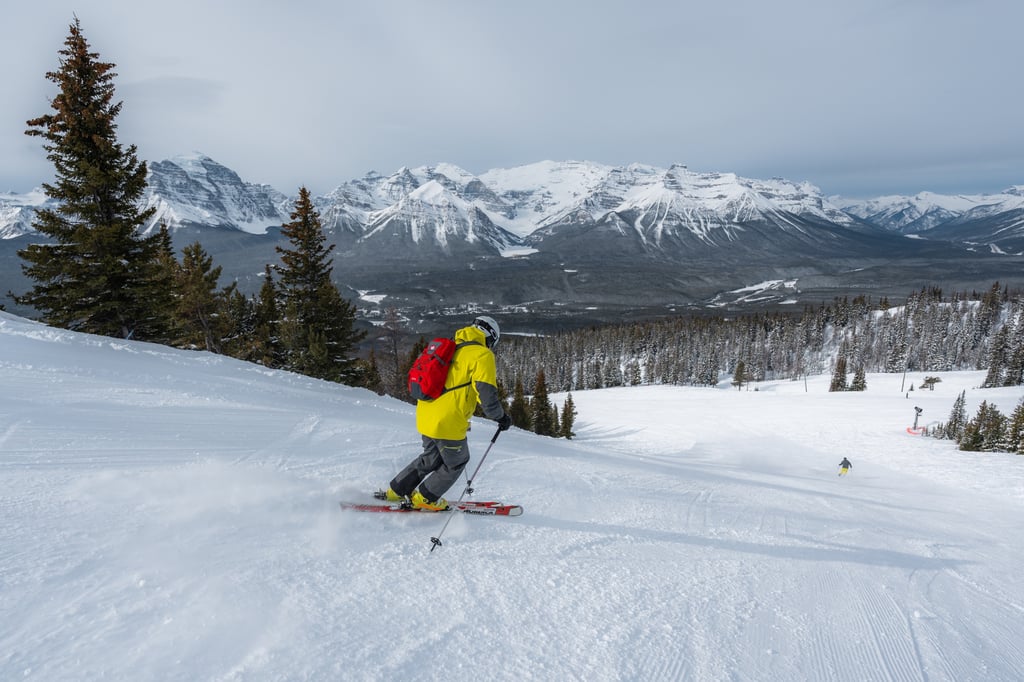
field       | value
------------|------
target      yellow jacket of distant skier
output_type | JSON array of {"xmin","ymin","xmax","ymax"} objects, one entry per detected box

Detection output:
[{"xmin": 416, "ymin": 325, "xmax": 504, "ymax": 440}]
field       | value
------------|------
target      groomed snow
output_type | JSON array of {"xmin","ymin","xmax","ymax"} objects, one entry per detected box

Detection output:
[{"xmin": 2, "ymin": 311, "xmax": 1023, "ymax": 681}]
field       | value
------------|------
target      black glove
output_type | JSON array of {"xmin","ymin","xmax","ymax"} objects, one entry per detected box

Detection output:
[{"xmin": 497, "ymin": 413, "xmax": 512, "ymax": 431}]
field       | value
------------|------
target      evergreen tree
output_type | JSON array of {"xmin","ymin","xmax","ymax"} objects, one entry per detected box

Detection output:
[
  {"xmin": 174, "ymin": 241, "xmax": 233, "ymax": 352},
  {"xmin": 960, "ymin": 401, "xmax": 1005, "ymax": 452},
  {"xmin": 140, "ymin": 224, "xmax": 179, "ymax": 343},
  {"xmin": 249, "ymin": 265, "xmax": 281, "ymax": 367},
  {"xmin": 981, "ymin": 403, "xmax": 1007, "ymax": 452},
  {"xmin": 829, "ymin": 355, "xmax": 848, "ymax": 392},
  {"xmin": 944, "ymin": 390, "xmax": 968, "ymax": 442},
  {"xmin": 359, "ymin": 349, "xmax": 384, "ymax": 394},
  {"xmin": 275, "ymin": 187, "xmax": 365, "ymax": 383},
  {"xmin": 509, "ymin": 377, "xmax": 531, "ymax": 429},
  {"xmin": 14, "ymin": 19, "xmax": 163, "ymax": 339},
  {"xmin": 849, "ymin": 366, "xmax": 867, "ymax": 391},
  {"xmin": 219, "ymin": 288, "xmax": 254, "ymax": 360},
  {"xmin": 560, "ymin": 393, "xmax": 577, "ymax": 439},
  {"xmin": 1006, "ymin": 400, "xmax": 1024, "ymax": 454},
  {"xmin": 981, "ymin": 325, "xmax": 1009, "ymax": 388},
  {"xmin": 531, "ymin": 369, "xmax": 555, "ymax": 436},
  {"xmin": 732, "ymin": 360, "xmax": 748, "ymax": 391}
]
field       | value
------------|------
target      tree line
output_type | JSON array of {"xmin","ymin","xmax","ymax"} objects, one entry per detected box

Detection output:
[
  {"xmin": 496, "ymin": 284, "xmax": 1024, "ymax": 393},
  {"xmin": 929, "ymin": 390, "xmax": 1024, "ymax": 454}
]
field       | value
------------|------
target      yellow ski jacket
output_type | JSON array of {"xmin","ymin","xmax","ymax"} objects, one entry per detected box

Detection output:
[{"xmin": 415, "ymin": 325, "xmax": 504, "ymax": 440}]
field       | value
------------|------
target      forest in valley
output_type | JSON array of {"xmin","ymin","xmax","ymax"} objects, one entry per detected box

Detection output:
[{"xmin": 491, "ymin": 283, "xmax": 1024, "ymax": 452}]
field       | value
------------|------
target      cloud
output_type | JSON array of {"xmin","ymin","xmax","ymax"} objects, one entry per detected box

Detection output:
[{"xmin": 1, "ymin": 0, "xmax": 1021, "ymax": 197}]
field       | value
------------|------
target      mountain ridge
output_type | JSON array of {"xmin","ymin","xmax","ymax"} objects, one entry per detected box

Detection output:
[
  {"xmin": 4, "ymin": 154, "xmax": 1020, "ymax": 250},
  {"xmin": 3, "ymin": 155, "xmax": 1022, "ymax": 331}
]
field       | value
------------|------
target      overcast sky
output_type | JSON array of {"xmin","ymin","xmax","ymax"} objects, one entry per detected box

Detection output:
[{"xmin": 2, "ymin": 0, "xmax": 1021, "ymax": 199}]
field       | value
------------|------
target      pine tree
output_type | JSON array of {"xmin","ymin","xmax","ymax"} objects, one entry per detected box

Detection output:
[
  {"xmin": 560, "ymin": 393, "xmax": 577, "ymax": 439},
  {"xmin": 275, "ymin": 187, "xmax": 365, "ymax": 383},
  {"xmin": 849, "ymin": 366, "xmax": 867, "ymax": 391},
  {"xmin": 944, "ymin": 390, "xmax": 968, "ymax": 441},
  {"xmin": 219, "ymin": 287, "xmax": 254, "ymax": 360},
  {"xmin": 140, "ymin": 225, "xmax": 179, "ymax": 343},
  {"xmin": 1006, "ymin": 400, "xmax": 1024, "ymax": 454},
  {"xmin": 531, "ymin": 369, "xmax": 555, "ymax": 436},
  {"xmin": 960, "ymin": 401, "xmax": 1005, "ymax": 452},
  {"xmin": 249, "ymin": 265, "xmax": 281, "ymax": 367},
  {"xmin": 359, "ymin": 349, "xmax": 384, "ymax": 394},
  {"xmin": 981, "ymin": 403, "xmax": 1007, "ymax": 452},
  {"xmin": 829, "ymin": 355, "xmax": 848, "ymax": 392},
  {"xmin": 509, "ymin": 377, "xmax": 531, "ymax": 429},
  {"xmin": 14, "ymin": 19, "xmax": 163, "ymax": 339},
  {"xmin": 959, "ymin": 401, "xmax": 986, "ymax": 451},
  {"xmin": 982, "ymin": 325, "xmax": 1009, "ymax": 388},
  {"xmin": 732, "ymin": 360, "xmax": 748, "ymax": 391},
  {"xmin": 174, "ymin": 241, "xmax": 232, "ymax": 352}
]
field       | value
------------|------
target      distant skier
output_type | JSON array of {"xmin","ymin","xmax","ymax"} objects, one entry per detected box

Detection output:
[
  {"xmin": 382, "ymin": 316, "xmax": 512, "ymax": 511},
  {"xmin": 838, "ymin": 457, "xmax": 852, "ymax": 476}
]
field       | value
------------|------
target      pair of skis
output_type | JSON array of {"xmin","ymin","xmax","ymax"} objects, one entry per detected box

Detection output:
[{"xmin": 339, "ymin": 490, "xmax": 523, "ymax": 517}]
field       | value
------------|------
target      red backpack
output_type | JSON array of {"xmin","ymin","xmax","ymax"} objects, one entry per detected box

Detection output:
[{"xmin": 407, "ymin": 338, "xmax": 476, "ymax": 401}]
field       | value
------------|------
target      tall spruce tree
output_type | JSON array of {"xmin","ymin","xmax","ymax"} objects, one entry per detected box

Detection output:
[
  {"xmin": 732, "ymin": 360, "xmax": 748, "ymax": 391},
  {"xmin": 1006, "ymin": 400, "xmax": 1024, "ymax": 454},
  {"xmin": 275, "ymin": 187, "xmax": 365, "ymax": 383},
  {"xmin": 849, "ymin": 366, "xmax": 867, "ymax": 391},
  {"xmin": 248, "ymin": 265, "xmax": 282, "ymax": 367},
  {"xmin": 944, "ymin": 390, "xmax": 968, "ymax": 441},
  {"xmin": 509, "ymin": 376, "xmax": 531, "ymax": 429},
  {"xmin": 829, "ymin": 355, "xmax": 848, "ymax": 392},
  {"xmin": 560, "ymin": 392, "xmax": 577, "ymax": 439},
  {"xmin": 174, "ymin": 241, "xmax": 234, "ymax": 352},
  {"xmin": 14, "ymin": 19, "xmax": 163, "ymax": 339},
  {"xmin": 530, "ymin": 369, "xmax": 555, "ymax": 436}
]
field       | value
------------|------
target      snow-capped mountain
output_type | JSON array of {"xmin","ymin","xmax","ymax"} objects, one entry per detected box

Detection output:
[
  {"xmin": 836, "ymin": 191, "xmax": 997, "ymax": 233},
  {"xmin": 507, "ymin": 163, "xmax": 871, "ymax": 259},
  {"xmin": 2, "ymin": 156, "xmax": 1021, "ymax": 323},
  {"xmin": 0, "ymin": 188, "xmax": 54, "ymax": 239},
  {"xmin": 143, "ymin": 154, "xmax": 291, "ymax": 235},
  {"xmin": 6, "ymin": 155, "xmax": 1018, "ymax": 253},
  {"xmin": 358, "ymin": 178, "xmax": 520, "ymax": 258},
  {"xmin": 837, "ymin": 187, "xmax": 1024, "ymax": 254},
  {"xmin": 485, "ymin": 162, "xmax": 858, "ymax": 239}
]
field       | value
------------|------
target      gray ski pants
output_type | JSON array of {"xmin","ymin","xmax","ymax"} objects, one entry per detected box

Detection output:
[{"xmin": 389, "ymin": 436, "xmax": 470, "ymax": 501}]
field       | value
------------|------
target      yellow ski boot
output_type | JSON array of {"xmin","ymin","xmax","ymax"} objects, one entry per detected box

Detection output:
[{"xmin": 410, "ymin": 490, "xmax": 449, "ymax": 512}]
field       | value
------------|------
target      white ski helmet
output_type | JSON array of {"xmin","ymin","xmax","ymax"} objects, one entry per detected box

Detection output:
[{"xmin": 473, "ymin": 315, "xmax": 500, "ymax": 348}]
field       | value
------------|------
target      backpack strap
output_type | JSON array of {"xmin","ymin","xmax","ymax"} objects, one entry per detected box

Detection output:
[{"xmin": 438, "ymin": 340, "xmax": 481, "ymax": 397}]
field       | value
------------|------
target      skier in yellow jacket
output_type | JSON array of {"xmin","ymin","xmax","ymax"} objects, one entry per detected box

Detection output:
[{"xmin": 384, "ymin": 316, "xmax": 512, "ymax": 511}]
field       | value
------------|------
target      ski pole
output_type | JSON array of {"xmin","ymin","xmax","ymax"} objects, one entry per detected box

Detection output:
[{"xmin": 430, "ymin": 426, "xmax": 502, "ymax": 552}]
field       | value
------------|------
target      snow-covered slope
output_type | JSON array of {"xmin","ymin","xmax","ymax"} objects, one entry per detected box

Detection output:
[{"xmin": 3, "ymin": 310, "xmax": 1023, "ymax": 680}]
